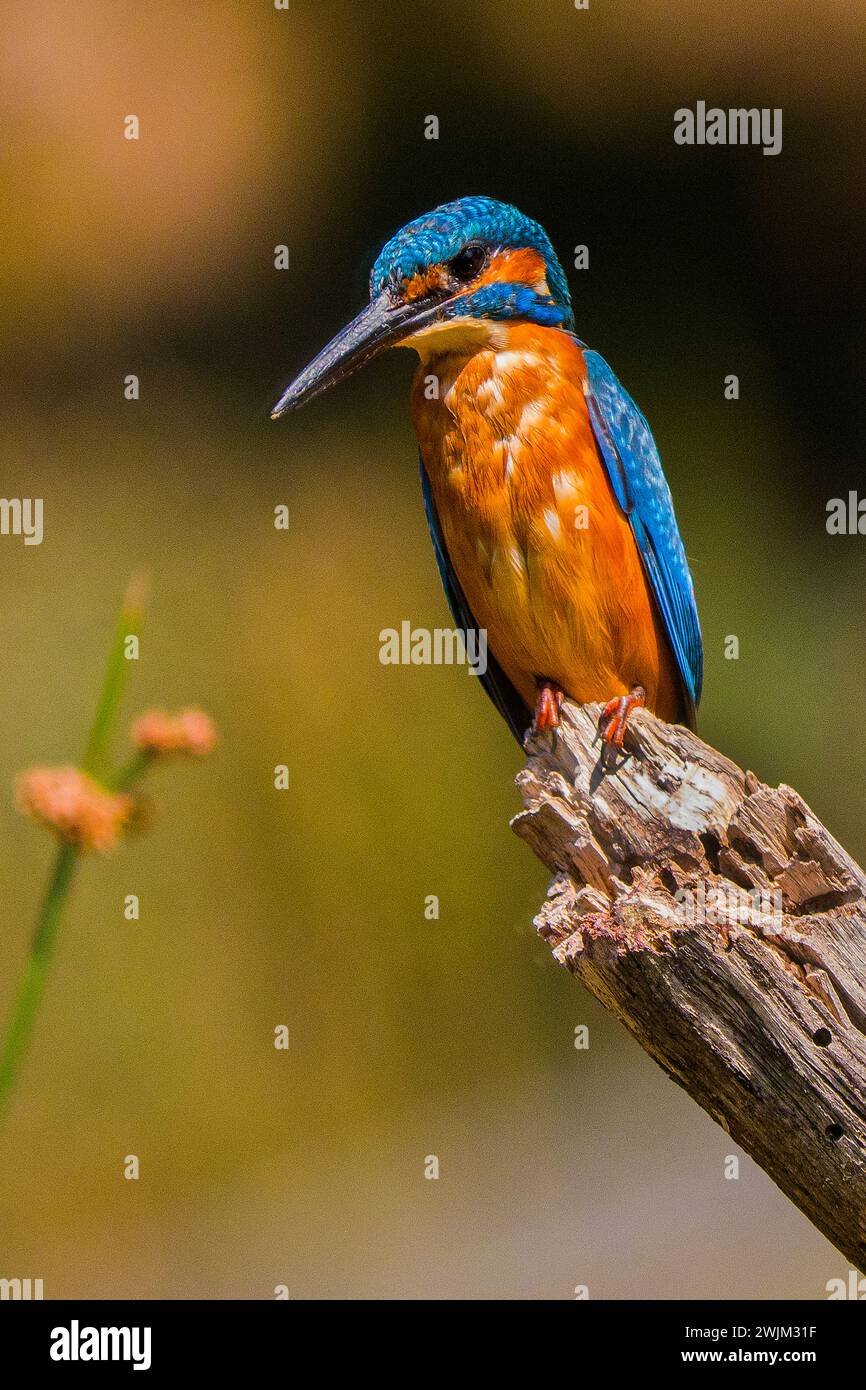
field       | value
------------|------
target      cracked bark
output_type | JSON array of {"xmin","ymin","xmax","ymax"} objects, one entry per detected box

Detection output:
[{"xmin": 512, "ymin": 701, "xmax": 866, "ymax": 1271}]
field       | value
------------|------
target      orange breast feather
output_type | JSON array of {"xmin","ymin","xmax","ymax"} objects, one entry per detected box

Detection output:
[{"xmin": 411, "ymin": 325, "xmax": 683, "ymax": 721}]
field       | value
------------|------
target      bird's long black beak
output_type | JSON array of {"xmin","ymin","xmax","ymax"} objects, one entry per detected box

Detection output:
[{"xmin": 270, "ymin": 291, "xmax": 443, "ymax": 418}]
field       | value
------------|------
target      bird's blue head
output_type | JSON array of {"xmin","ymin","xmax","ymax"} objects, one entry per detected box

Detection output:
[{"xmin": 272, "ymin": 196, "xmax": 574, "ymax": 416}]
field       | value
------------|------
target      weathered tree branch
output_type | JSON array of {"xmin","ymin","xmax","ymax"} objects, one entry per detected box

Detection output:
[{"xmin": 512, "ymin": 702, "xmax": 866, "ymax": 1271}]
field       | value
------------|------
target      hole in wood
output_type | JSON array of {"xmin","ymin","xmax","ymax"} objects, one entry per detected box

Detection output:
[
  {"xmin": 729, "ymin": 833, "xmax": 764, "ymax": 867},
  {"xmin": 825, "ymin": 1123, "xmax": 844, "ymax": 1143},
  {"xmin": 699, "ymin": 831, "xmax": 722, "ymax": 873},
  {"xmin": 813, "ymin": 1028, "xmax": 832, "ymax": 1047},
  {"xmin": 659, "ymin": 865, "xmax": 678, "ymax": 894}
]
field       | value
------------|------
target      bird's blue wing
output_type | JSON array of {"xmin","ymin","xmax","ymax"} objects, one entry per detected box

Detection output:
[
  {"xmin": 420, "ymin": 457, "xmax": 529, "ymax": 743},
  {"xmin": 583, "ymin": 350, "xmax": 703, "ymax": 726}
]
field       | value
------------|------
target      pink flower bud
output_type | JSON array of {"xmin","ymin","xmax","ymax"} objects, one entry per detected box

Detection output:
[
  {"xmin": 131, "ymin": 708, "xmax": 217, "ymax": 757},
  {"xmin": 16, "ymin": 767, "xmax": 134, "ymax": 853}
]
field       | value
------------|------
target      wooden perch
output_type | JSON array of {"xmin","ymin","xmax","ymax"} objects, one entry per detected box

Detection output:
[{"xmin": 512, "ymin": 702, "xmax": 866, "ymax": 1271}]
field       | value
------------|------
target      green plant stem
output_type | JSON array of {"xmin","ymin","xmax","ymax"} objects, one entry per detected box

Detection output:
[
  {"xmin": 82, "ymin": 572, "xmax": 147, "ymax": 777},
  {"xmin": 0, "ymin": 574, "xmax": 148, "ymax": 1127},
  {"xmin": 0, "ymin": 843, "xmax": 77, "ymax": 1124},
  {"xmin": 110, "ymin": 748, "xmax": 153, "ymax": 791}
]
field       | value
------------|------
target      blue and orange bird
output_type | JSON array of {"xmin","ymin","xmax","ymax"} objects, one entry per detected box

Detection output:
[{"xmin": 271, "ymin": 198, "xmax": 702, "ymax": 749}]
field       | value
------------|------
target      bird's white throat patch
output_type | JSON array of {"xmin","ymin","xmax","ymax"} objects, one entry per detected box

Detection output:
[{"xmin": 403, "ymin": 316, "xmax": 508, "ymax": 362}]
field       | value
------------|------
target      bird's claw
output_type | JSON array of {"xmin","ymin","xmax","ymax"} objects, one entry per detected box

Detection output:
[
  {"xmin": 525, "ymin": 681, "xmax": 564, "ymax": 753},
  {"xmin": 599, "ymin": 685, "xmax": 646, "ymax": 753}
]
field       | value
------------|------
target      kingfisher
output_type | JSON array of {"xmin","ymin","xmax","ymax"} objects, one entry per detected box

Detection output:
[{"xmin": 271, "ymin": 197, "xmax": 702, "ymax": 749}]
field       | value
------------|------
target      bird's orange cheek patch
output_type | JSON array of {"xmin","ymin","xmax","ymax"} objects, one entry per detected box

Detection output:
[
  {"xmin": 402, "ymin": 265, "xmax": 448, "ymax": 302},
  {"xmin": 475, "ymin": 247, "xmax": 550, "ymax": 294}
]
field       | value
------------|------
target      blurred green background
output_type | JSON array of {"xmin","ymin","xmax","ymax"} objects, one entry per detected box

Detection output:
[{"xmin": 1, "ymin": 0, "xmax": 864, "ymax": 1299}]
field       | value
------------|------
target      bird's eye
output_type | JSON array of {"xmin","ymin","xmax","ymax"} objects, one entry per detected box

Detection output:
[{"xmin": 448, "ymin": 244, "xmax": 486, "ymax": 282}]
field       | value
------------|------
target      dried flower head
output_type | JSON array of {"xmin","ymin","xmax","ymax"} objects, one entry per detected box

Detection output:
[
  {"xmin": 131, "ymin": 707, "xmax": 217, "ymax": 757},
  {"xmin": 16, "ymin": 766, "xmax": 134, "ymax": 853}
]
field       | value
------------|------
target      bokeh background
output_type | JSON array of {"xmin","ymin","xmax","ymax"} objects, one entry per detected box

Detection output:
[{"xmin": 1, "ymin": 0, "xmax": 865, "ymax": 1299}]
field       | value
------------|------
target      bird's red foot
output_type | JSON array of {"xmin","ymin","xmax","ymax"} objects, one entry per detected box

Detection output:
[
  {"xmin": 600, "ymin": 685, "xmax": 646, "ymax": 749},
  {"xmin": 530, "ymin": 681, "xmax": 563, "ymax": 737}
]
